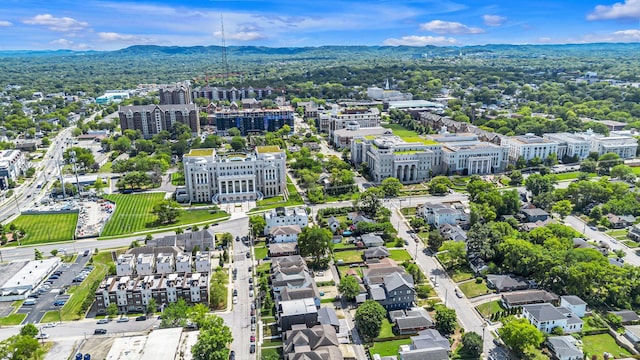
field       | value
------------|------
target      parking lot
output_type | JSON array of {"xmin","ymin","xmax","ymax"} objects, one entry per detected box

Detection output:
[{"xmin": 18, "ymin": 253, "xmax": 92, "ymax": 324}]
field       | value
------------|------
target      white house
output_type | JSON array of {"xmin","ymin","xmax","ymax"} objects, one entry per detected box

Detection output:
[
  {"xmin": 175, "ymin": 253, "xmax": 192, "ymax": 273},
  {"xmin": 136, "ymin": 254, "xmax": 155, "ymax": 275},
  {"xmin": 560, "ymin": 295, "xmax": 587, "ymax": 318},
  {"xmin": 522, "ymin": 303, "xmax": 583, "ymax": 334},
  {"xmin": 419, "ymin": 202, "xmax": 468, "ymax": 227},
  {"xmin": 195, "ymin": 251, "xmax": 211, "ymax": 273},
  {"xmin": 269, "ymin": 225, "xmax": 302, "ymax": 243},
  {"xmin": 155, "ymin": 253, "xmax": 174, "ymax": 274},
  {"xmin": 264, "ymin": 207, "xmax": 308, "ymax": 235},
  {"xmin": 116, "ymin": 254, "xmax": 135, "ymax": 276},
  {"xmin": 547, "ymin": 336, "xmax": 583, "ymax": 360}
]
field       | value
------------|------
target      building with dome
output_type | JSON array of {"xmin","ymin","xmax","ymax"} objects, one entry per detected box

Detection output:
[{"xmin": 182, "ymin": 146, "xmax": 287, "ymax": 203}]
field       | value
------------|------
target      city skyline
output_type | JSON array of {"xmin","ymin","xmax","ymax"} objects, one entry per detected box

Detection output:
[{"xmin": 0, "ymin": 0, "xmax": 638, "ymax": 50}]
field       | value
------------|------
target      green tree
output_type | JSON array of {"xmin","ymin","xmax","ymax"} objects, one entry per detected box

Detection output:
[
  {"xmin": 227, "ymin": 127, "xmax": 241, "ymax": 137},
  {"xmin": 499, "ymin": 317, "xmax": 544, "ymax": 355},
  {"xmin": 152, "ymin": 199, "xmax": 181, "ymax": 224},
  {"xmin": 509, "ymin": 170, "xmax": 523, "ymax": 186},
  {"xmin": 107, "ymin": 303, "xmax": 118, "ymax": 318},
  {"xmin": 230, "ymin": 136, "xmax": 246, "ymax": 151},
  {"xmin": 428, "ymin": 176, "xmax": 453, "ymax": 195},
  {"xmin": 461, "ymin": 332, "xmax": 483, "ymax": 358},
  {"xmin": 434, "ymin": 305, "xmax": 457, "ymax": 335},
  {"xmin": 525, "ymin": 174, "xmax": 555, "ymax": 197},
  {"xmin": 146, "ymin": 298, "xmax": 158, "ymax": 315},
  {"xmin": 249, "ymin": 215, "xmax": 267, "ymax": 237},
  {"xmin": 192, "ymin": 315, "xmax": 233, "ymax": 360},
  {"xmin": 437, "ymin": 241, "xmax": 466, "ymax": 269},
  {"xmin": 25, "ymin": 167, "xmax": 36, "ymax": 178},
  {"xmin": 354, "ymin": 187, "xmax": 383, "ymax": 217},
  {"xmin": 338, "ymin": 276, "xmax": 360, "ymax": 301},
  {"xmin": 380, "ymin": 177, "xmax": 402, "ymax": 197},
  {"xmin": 597, "ymin": 152, "xmax": 623, "ymax": 174},
  {"xmin": 34, "ymin": 248, "xmax": 43, "ymax": 260},
  {"xmin": 0, "ymin": 335, "xmax": 42, "ymax": 360},
  {"xmin": 409, "ymin": 217, "xmax": 425, "ymax": 230},
  {"xmin": 354, "ymin": 300, "xmax": 386, "ymax": 340},
  {"xmin": 428, "ymin": 230, "xmax": 444, "ymax": 252},
  {"xmin": 19, "ymin": 324, "xmax": 39, "ymax": 337},
  {"xmin": 551, "ymin": 200, "xmax": 573, "ymax": 218},
  {"xmin": 297, "ymin": 227, "xmax": 333, "ymax": 265},
  {"xmin": 610, "ymin": 164, "xmax": 635, "ymax": 182}
]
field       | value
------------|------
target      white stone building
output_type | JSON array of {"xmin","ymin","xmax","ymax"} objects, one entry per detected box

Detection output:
[
  {"xmin": 428, "ymin": 130, "xmax": 509, "ymax": 174},
  {"xmin": 542, "ymin": 133, "xmax": 592, "ymax": 161},
  {"xmin": 264, "ymin": 207, "xmax": 309, "ymax": 235},
  {"xmin": 183, "ymin": 146, "xmax": 287, "ymax": 204},
  {"xmin": 350, "ymin": 134, "xmax": 441, "ymax": 184},
  {"xmin": 501, "ymin": 134, "xmax": 559, "ymax": 162},
  {"xmin": 269, "ymin": 225, "xmax": 302, "ymax": 243},
  {"xmin": 156, "ymin": 253, "xmax": 174, "ymax": 274},
  {"xmin": 587, "ymin": 131, "xmax": 637, "ymax": 158},
  {"xmin": 522, "ymin": 303, "xmax": 583, "ymax": 334},
  {"xmin": 0, "ymin": 150, "xmax": 28, "ymax": 189},
  {"xmin": 319, "ymin": 105, "xmax": 381, "ymax": 135}
]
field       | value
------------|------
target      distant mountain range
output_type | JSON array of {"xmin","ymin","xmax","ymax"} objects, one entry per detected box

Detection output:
[{"xmin": 0, "ymin": 43, "xmax": 638, "ymax": 58}]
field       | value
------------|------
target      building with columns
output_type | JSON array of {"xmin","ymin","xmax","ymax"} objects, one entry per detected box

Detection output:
[
  {"xmin": 427, "ymin": 130, "xmax": 509, "ymax": 175},
  {"xmin": 183, "ymin": 146, "xmax": 287, "ymax": 203},
  {"xmin": 350, "ymin": 133, "xmax": 441, "ymax": 184},
  {"xmin": 501, "ymin": 134, "xmax": 559, "ymax": 162},
  {"xmin": 542, "ymin": 133, "xmax": 592, "ymax": 161}
]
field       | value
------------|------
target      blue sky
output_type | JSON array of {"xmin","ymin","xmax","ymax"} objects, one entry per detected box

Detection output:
[{"xmin": 0, "ymin": 0, "xmax": 638, "ymax": 50}]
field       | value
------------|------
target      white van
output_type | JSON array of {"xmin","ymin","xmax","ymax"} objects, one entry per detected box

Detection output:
[{"xmin": 24, "ymin": 298, "xmax": 36, "ymax": 305}]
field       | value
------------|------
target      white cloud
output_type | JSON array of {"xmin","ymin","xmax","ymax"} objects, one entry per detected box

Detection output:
[
  {"xmin": 23, "ymin": 14, "xmax": 88, "ymax": 32},
  {"xmin": 483, "ymin": 15, "xmax": 507, "ymax": 27},
  {"xmin": 588, "ymin": 0, "xmax": 640, "ymax": 20},
  {"xmin": 384, "ymin": 35, "xmax": 457, "ymax": 46},
  {"xmin": 0, "ymin": 21, "xmax": 12, "ymax": 27},
  {"xmin": 420, "ymin": 20, "xmax": 484, "ymax": 34},
  {"xmin": 535, "ymin": 29, "xmax": 640, "ymax": 44},
  {"xmin": 612, "ymin": 29, "xmax": 640, "ymax": 40},
  {"xmin": 97, "ymin": 32, "xmax": 154, "ymax": 44},
  {"xmin": 214, "ymin": 31, "xmax": 266, "ymax": 42}
]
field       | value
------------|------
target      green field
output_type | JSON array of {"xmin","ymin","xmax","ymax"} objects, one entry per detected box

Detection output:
[
  {"xmin": 369, "ymin": 339, "xmax": 412, "ymax": 357},
  {"xmin": 476, "ymin": 300, "xmax": 505, "ymax": 319},
  {"xmin": 459, "ymin": 280, "xmax": 492, "ymax": 298},
  {"xmin": 389, "ymin": 249, "xmax": 412, "ymax": 262},
  {"xmin": 101, "ymin": 193, "xmax": 228, "ymax": 236},
  {"xmin": 334, "ymin": 250, "xmax": 364, "ymax": 264},
  {"xmin": 9, "ymin": 213, "xmax": 78, "ymax": 245},
  {"xmin": 582, "ymin": 334, "xmax": 631, "ymax": 359},
  {"xmin": 171, "ymin": 172, "xmax": 185, "ymax": 186}
]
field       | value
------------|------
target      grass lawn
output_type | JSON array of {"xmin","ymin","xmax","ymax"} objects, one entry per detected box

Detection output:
[
  {"xmin": 334, "ymin": 241, "xmax": 358, "ymax": 251},
  {"xmin": 9, "ymin": 213, "xmax": 78, "ymax": 245},
  {"xmin": 448, "ymin": 266, "xmax": 474, "ymax": 283},
  {"xmin": 171, "ymin": 172, "xmax": 185, "ymax": 186},
  {"xmin": 389, "ymin": 249, "xmax": 412, "ymax": 262},
  {"xmin": 582, "ymin": 316, "xmax": 608, "ymax": 332},
  {"xmin": 369, "ymin": 338, "xmax": 412, "ymax": 357},
  {"xmin": 256, "ymin": 262, "xmax": 270, "ymax": 275},
  {"xmin": 260, "ymin": 347, "xmax": 283, "ymax": 359},
  {"xmin": 606, "ymin": 229, "xmax": 628, "ymax": 237},
  {"xmin": 459, "ymin": 280, "xmax": 492, "ymax": 298},
  {"xmin": 334, "ymin": 250, "xmax": 364, "ymax": 264},
  {"xmin": 102, "ymin": 193, "xmax": 166, "ymax": 236},
  {"xmin": 337, "ymin": 265, "xmax": 363, "ymax": 278},
  {"xmin": 582, "ymin": 333, "xmax": 631, "ymax": 359},
  {"xmin": 255, "ymin": 242, "xmax": 268, "ymax": 260},
  {"xmin": 554, "ymin": 171, "xmax": 596, "ymax": 181},
  {"xmin": 401, "ymin": 207, "xmax": 417, "ymax": 217},
  {"xmin": 98, "ymin": 161, "xmax": 113, "ymax": 173},
  {"xmin": 378, "ymin": 318, "xmax": 395, "ymax": 339},
  {"xmin": 176, "ymin": 209, "xmax": 229, "ymax": 227},
  {"xmin": 476, "ymin": 300, "xmax": 505, "ymax": 319},
  {"xmin": 622, "ymin": 239, "xmax": 639, "ymax": 248},
  {"xmin": 0, "ymin": 313, "xmax": 26, "ymax": 326},
  {"xmin": 40, "ymin": 311, "xmax": 62, "ymax": 323},
  {"xmin": 262, "ymin": 339, "xmax": 283, "ymax": 347},
  {"xmin": 59, "ymin": 250, "xmax": 114, "ymax": 320}
]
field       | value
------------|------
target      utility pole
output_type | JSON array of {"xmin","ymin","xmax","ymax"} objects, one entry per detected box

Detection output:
[
  {"xmin": 57, "ymin": 159, "xmax": 66, "ymax": 198},
  {"xmin": 70, "ymin": 150, "xmax": 81, "ymax": 198}
]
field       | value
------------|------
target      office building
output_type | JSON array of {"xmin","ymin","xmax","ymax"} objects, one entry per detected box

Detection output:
[
  {"xmin": 501, "ymin": 134, "xmax": 559, "ymax": 162},
  {"xmin": 118, "ymin": 104, "xmax": 199, "ymax": 139},
  {"xmin": 183, "ymin": 146, "xmax": 287, "ymax": 203},
  {"xmin": 542, "ymin": 133, "xmax": 592, "ymax": 161},
  {"xmin": 428, "ymin": 130, "xmax": 509, "ymax": 174}
]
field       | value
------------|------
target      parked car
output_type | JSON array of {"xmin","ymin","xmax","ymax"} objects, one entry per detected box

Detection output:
[
  {"xmin": 233, "ymin": 297, "xmax": 238, "ymax": 304},
  {"xmin": 96, "ymin": 319, "xmax": 109, "ymax": 324},
  {"xmin": 36, "ymin": 333, "xmax": 49, "ymax": 339},
  {"xmin": 250, "ymin": 344, "xmax": 256, "ymax": 353},
  {"xmin": 245, "ymin": 252, "xmax": 251, "ymax": 258},
  {"xmin": 75, "ymin": 354, "xmax": 83, "ymax": 360},
  {"xmin": 250, "ymin": 308, "xmax": 255, "ymax": 316},
  {"xmin": 83, "ymin": 354, "xmax": 91, "ymax": 360},
  {"xmin": 251, "ymin": 316, "xmax": 256, "ymax": 324},
  {"xmin": 136, "ymin": 316, "xmax": 147, "ymax": 321},
  {"xmin": 251, "ymin": 323, "xmax": 256, "ymax": 331},
  {"xmin": 93, "ymin": 329, "xmax": 107, "ymax": 335},
  {"xmin": 229, "ymin": 350, "xmax": 235, "ymax": 360},
  {"xmin": 42, "ymin": 323, "xmax": 57, "ymax": 328},
  {"xmin": 233, "ymin": 289, "xmax": 238, "ymax": 296},
  {"xmin": 250, "ymin": 334, "xmax": 256, "ymax": 342},
  {"xmin": 116, "ymin": 317, "xmax": 129, "ymax": 323}
]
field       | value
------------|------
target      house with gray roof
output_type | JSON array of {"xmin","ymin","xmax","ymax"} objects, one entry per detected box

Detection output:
[
  {"xmin": 501, "ymin": 290, "xmax": 559, "ymax": 309},
  {"xmin": 609, "ymin": 310, "xmax": 640, "ymax": 325},
  {"xmin": 367, "ymin": 272, "xmax": 415, "ymax": 310},
  {"xmin": 278, "ymin": 298, "xmax": 319, "ymax": 331},
  {"xmin": 522, "ymin": 303, "xmax": 583, "ymax": 333},
  {"xmin": 364, "ymin": 246, "xmax": 390, "ymax": 260},
  {"xmin": 397, "ymin": 329, "xmax": 450, "ymax": 360},
  {"xmin": 149, "ymin": 230, "xmax": 214, "ymax": 252},
  {"xmin": 269, "ymin": 225, "xmax": 302, "ymax": 243},
  {"xmin": 547, "ymin": 336, "xmax": 583, "ymax": 360},
  {"xmin": 317, "ymin": 307, "xmax": 340, "ymax": 333},
  {"xmin": 521, "ymin": 208, "xmax": 550, "ymax": 222},
  {"xmin": 389, "ymin": 307, "xmax": 434, "ymax": 335},
  {"xmin": 283, "ymin": 324, "xmax": 343, "ymax": 360},
  {"xmin": 560, "ymin": 295, "xmax": 587, "ymax": 318},
  {"xmin": 486, "ymin": 274, "xmax": 529, "ymax": 292},
  {"xmin": 419, "ymin": 202, "xmax": 469, "ymax": 227},
  {"xmin": 360, "ymin": 233, "xmax": 385, "ymax": 248},
  {"xmin": 327, "ymin": 216, "xmax": 341, "ymax": 233}
]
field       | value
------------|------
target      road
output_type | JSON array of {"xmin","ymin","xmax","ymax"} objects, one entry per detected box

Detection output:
[{"xmin": 565, "ymin": 215, "xmax": 640, "ymax": 266}]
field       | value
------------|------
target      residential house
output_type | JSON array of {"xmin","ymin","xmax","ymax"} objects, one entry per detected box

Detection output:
[
  {"xmin": 278, "ymin": 298, "xmax": 319, "ymax": 331},
  {"xmin": 348, "ymin": 212, "xmax": 375, "ymax": 226},
  {"xmin": 547, "ymin": 336, "xmax": 584, "ymax": 360},
  {"xmin": 438, "ymin": 223, "xmax": 467, "ymax": 242},
  {"xmin": 419, "ymin": 202, "xmax": 469, "ymax": 227},
  {"xmin": 327, "ymin": 217, "xmax": 341, "ymax": 233},
  {"xmin": 269, "ymin": 225, "xmax": 302, "ymax": 243},
  {"xmin": 605, "ymin": 213, "xmax": 635, "ymax": 229},
  {"xmin": 264, "ymin": 207, "xmax": 309, "ymax": 235},
  {"xmin": 389, "ymin": 307, "xmax": 434, "ymax": 335},
  {"xmin": 283, "ymin": 324, "xmax": 343, "ymax": 360},
  {"xmin": 397, "ymin": 329, "xmax": 450, "ymax": 360},
  {"xmin": 368, "ymin": 272, "xmax": 415, "ymax": 310},
  {"xmin": 194, "ymin": 251, "xmax": 210, "ymax": 273},
  {"xmin": 116, "ymin": 254, "xmax": 136, "ymax": 276},
  {"xmin": 560, "ymin": 296, "xmax": 587, "ymax": 318},
  {"xmin": 486, "ymin": 274, "xmax": 529, "ymax": 293},
  {"xmin": 501, "ymin": 290, "xmax": 560, "ymax": 309},
  {"xmin": 317, "ymin": 307, "xmax": 341, "ymax": 333},
  {"xmin": 269, "ymin": 243, "xmax": 299, "ymax": 257},
  {"xmin": 364, "ymin": 246, "xmax": 390, "ymax": 260},
  {"xmin": 521, "ymin": 208, "xmax": 550, "ymax": 222},
  {"xmin": 609, "ymin": 310, "xmax": 640, "ymax": 325},
  {"xmin": 624, "ymin": 325, "xmax": 640, "ymax": 345},
  {"xmin": 629, "ymin": 224, "xmax": 640, "ymax": 242},
  {"xmin": 522, "ymin": 303, "xmax": 583, "ymax": 333},
  {"xmin": 361, "ymin": 234, "xmax": 385, "ymax": 248}
]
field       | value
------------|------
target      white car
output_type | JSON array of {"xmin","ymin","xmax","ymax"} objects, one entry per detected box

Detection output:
[
  {"xmin": 36, "ymin": 333, "xmax": 49, "ymax": 339},
  {"xmin": 42, "ymin": 323, "xmax": 57, "ymax": 328},
  {"xmin": 233, "ymin": 296, "xmax": 238, "ymax": 304}
]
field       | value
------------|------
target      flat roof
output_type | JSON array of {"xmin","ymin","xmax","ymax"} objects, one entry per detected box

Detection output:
[
  {"xmin": 1, "ymin": 258, "xmax": 60, "ymax": 290},
  {"xmin": 106, "ymin": 327, "xmax": 184, "ymax": 360},
  {"xmin": 256, "ymin": 145, "xmax": 282, "ymax": 154},
  {"xmin": 186, "ymin": 149, "xmax": 215, "ymax": 157}
]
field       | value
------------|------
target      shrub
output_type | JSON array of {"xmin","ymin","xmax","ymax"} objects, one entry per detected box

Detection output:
[{"xmin": 475, "ymin": 277, "xmax": 483, "ymax": 284}]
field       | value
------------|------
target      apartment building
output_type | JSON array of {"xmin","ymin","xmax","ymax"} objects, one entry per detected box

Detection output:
[
  {"xmin": 0, "ymin": 150, "xmax": 28, "ymax": 189},
  {"xmin": 136, "ymin": 254, "xmax": 155, "ymax": 275},
  {"xmin": 350, "ymin": 134, "xmax": 441, "ymax": 184},
  {"xmin": 116, "ymin": 254, "xmax": 136, "ymax": 276},
  {"xmin": 501, "ymin": 134, "xmax": 559, "ymax": 162},
  {"xmin": 319, "ymin": 105, "xmax": 381, "ymax": 135},
  {"xmin": 192, "ymin": 86, "xmax": 274, "ymax": 102},
  {"xmin": 182, "ymin": 146, "xmax": 287, "ymax": 203},
  {"xmin": 118, "ymin": 104, "xmax": 199, "ymax": 139},
  {"xmin": 207, "ymin": 101, "xmax": 294, "ymax": 136},
  {"xmin": 94, "ymin": 272, "xmax": 209, "ymax": 314},
  {"xmin": 194, "ymin": 251, "xmax": 211, "ymax": 273},
  {"xmin": 159, "ymin": 82, "xmax": 191, "ymax": 105},
  {"xmin": 156, "ymin": 253, "xmax": 174, "ymax": 274},
  {"xmin": 175, "ymin": 252, "xmax": 192, "ymax": 273}
]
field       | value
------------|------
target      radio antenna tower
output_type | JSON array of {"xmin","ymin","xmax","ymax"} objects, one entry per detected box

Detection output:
[{"xmin": 220, "ymin": 14, "xmax": 230, "ymax": 82}]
